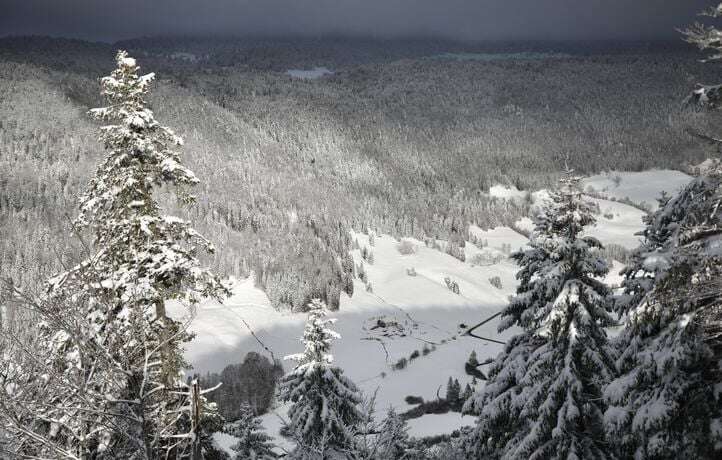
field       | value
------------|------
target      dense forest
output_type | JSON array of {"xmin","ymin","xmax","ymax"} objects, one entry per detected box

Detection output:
[{"xmin": 1, "ymin": 37, "xmax": 721, "ymax": 311}]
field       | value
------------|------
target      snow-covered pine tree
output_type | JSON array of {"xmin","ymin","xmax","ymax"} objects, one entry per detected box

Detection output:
[
  {"xmin": 463, "ymin": 169, "xmax": 616, "ymax": 460},
  {"xmin": 684, "ymin": 3, "xmax": 722, "ymax": 107},
  {"xmin": 604, "ymin": 171, "xmax": 722, "ymax": 458},
  {"xmin": 376, "ymin": 407, "xmax": 411, "ymax": 460},
  {"xmin": 603, "ymin": 10, "xmax": 722, "ymax": 459},
  {"xmin": 461, "ymin": 383, "xmax": 473, "ymax": 403},
  {"xmin": 446, "ymin": 377, "xmax": 460, "ymax": 403},
  {"xmin": 226, "ymin": 403, "xmax": 277, "ymax": 459},
  {"xmin": 281, "ymin": 299, "xmax": 363, "ymax": 458},
  {"xmin": 41, "ymin": 51, "xmax": 228, "ymax": 457}
]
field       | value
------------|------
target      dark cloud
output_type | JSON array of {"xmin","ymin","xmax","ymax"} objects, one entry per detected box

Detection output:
[{"xmin": 0, "ymin": 0, "xmax": 717, "ymax": 42}]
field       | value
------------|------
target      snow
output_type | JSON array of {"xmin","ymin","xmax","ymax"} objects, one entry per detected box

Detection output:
[
  {"xmin": 692, "ymin": 158, "xmax": 721, "ymax": 175},
  {"xmin": 405, "ymin": 412, "xmax": 474, "ymax": 437},
  {"xmin": 120, "ymin": 57, "xmax": 136, "ymax": 67},
  {"xmin": 286, "ymin": 67, "xmax": 334, "ymax": 79},
  {"xmin": 212, "ymin": 432, "xmax": 238, "ymax": 456},
  {"xmin": 584, "ymin": 196, "xmax": 647, "ymax": 250},
  {"xmin": 488, "ymin": 184, "xmax": 528, "ymax": 201},
  {"xmin": 583, "ymin": 170, "xmax": 692, "ymax": 211},
  {"xmin": 468, "ymin": 225, "xmax": 529, "ymax": 254},
  {"xmin": 604, "ymin": 260, "xmax": 626, "ymax": 289},
  {"xmin": 169, "ymin": 52, "xmax": 199, "ymax": 62}
]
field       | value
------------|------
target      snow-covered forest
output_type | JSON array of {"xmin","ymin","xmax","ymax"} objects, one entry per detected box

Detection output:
[{"xmin": 1, "ymin": 2, "xmax": 721, "ymax": 459}]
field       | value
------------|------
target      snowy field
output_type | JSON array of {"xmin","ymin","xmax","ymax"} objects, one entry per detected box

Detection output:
[
  {"xmin": 583, "ymin": 170, "xmax": 691, "ymax": 210},
  {"xmin": 168, "ymin": 170, "xmax": 689, "ymax": 453},
  {"xmin": 175, "ymin": 230, "xmax": 520, "ymax": 445},
  {"xmin": 584, "ymin": 196, "xmax": 648, "ymax": 249},
  {"xmin": 286, "ymin": 67, "xmax": 334, "ymax": 79}
]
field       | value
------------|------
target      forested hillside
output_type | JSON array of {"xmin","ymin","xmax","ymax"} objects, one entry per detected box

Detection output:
[{"xmin": 1, "ymin": 37, "xmax": 719, "ymax": 310}]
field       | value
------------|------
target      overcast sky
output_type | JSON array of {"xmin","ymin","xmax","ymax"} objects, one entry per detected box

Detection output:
[{"xmin": 0, "ymin": 0, "xmax": 718, "ymax": 42}]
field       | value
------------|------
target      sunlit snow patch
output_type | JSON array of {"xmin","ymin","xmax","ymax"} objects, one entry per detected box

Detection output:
[
  {"xmin": 583, "ymin": 170, "xmax": 691, "ymax": 211},
  {"xmin": 286, "ymin": 67, "xmax": 334, "ymax": 79},
  {"xmin": 488, "ymin": 184, "xmax": 528, "ymax": 201}
]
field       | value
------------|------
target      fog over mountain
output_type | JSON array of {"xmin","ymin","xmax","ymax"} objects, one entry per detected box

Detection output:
[{"xmin": 0, "ymin": 0, "xmax": 717, "ymax": 42}]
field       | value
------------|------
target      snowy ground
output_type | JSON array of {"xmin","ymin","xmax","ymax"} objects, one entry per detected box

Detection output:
[
  {"xmin": 286, "ymin": 67, "xmax": 334, "ymax": 79},
  {"xmin": 168, "ymin": 169, "xmax": 690, "ymax": 454},
  {"xmin": 584, "ymin": 196, "xmax": 648, "ymax": 249},
  {"xmin": 583, "ymin": 170, "xmax": 691, "ymax": 210},
  {"xmin": 176, "ymin": 231, "xmax": 519, "ymax": 449},
  {"xmin": 488, "ymin": 184, "xmax": 529, "ymax": 201}
]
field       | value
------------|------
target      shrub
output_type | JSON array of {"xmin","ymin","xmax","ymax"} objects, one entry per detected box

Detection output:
[
  {"xmin": 393, "ymin": 357, "xmax": 408, "ymax": 370},
  {"xmin": 401, "ymin": 399, "xmax": 453, "ymax": 420},
  {"xmin": 405, "ymin": 395, "xmax": 424, "ymax": 405},
  {"xmin": 444, "ymin": 276, "xmax": 460, "ymax": 295},
  {"xmin": 409, "ymin": 350, "xmax": 420, "ymax": 360},
  {"xmin": 406, "ymin": 267, "xmax": 417, "ymax": 276},
  {"xmin": 198, "ymin": 352, "xmax": 284, "ymax": 421},
  {"xmin": 445, "ymin": 242, "xmax": 466, "ymax": 262},
  {"xmin": 397, "ymin": 239, "xmax": 417, "ymax": 255},
  {"xmin": 470, "ymin": 252, "xmax": 503, "ymax": 266},
  {"xmin": 488, "ymin": 276, "xmax": 502, "ymax": 289},
  {"xmin": 600, "ymin": 242, "xmax": 631, "ymax": 265},
  {"xmin": 357, "ymin": 262, "xmax": 368, "ymax": 283}
]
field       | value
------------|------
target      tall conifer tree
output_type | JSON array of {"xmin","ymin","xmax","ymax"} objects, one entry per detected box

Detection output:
[
  {"xmin": 464, "ymin": 170, "xmax": 616, "ymax": 460},
  {"xmin": 281, "ymin": 299, "xmax": 363, "ymax": 459},
  {"xmin": 43, "ymin": 51, "xmax": 228, "ymax": 457}
]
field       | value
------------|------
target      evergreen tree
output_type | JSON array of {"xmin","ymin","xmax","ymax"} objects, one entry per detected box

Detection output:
[
  {"xmin": 461, "ymin": 383, "xmax": 474, "ymax": 403},
  {"xmin": 446, "ymin": 376, "xmax": 460, "ymax": 403},
  {"xmin": 464, "ymin": 170, "xmax": 616, "ymax": 460},
  {"xmin": 281, "ymin": 299, "xmax": 363, "ymax": 458},
  {"xmin": 42, "ymin": 51, "xmax": 228, "ymax": 457},
  {"xmin": 341, "ymin": 252, "xmax": 355, "ymax": 296},
  {"xmin": 376, "ymin": 407, "xmax": 411, "ymax": 460},
  {"xmin": 226, "ymin": 403, "xmax": 277, "ymax": 459},
  {"xmin": 602, "ymin": 11, "xmax": 722, "ymax": 458},
  {"xmin": 467, "ymin": 350, "xmax": 479, "ymax": 368},
  {"xmin": 605, "ymin": 168, "xmax": 722, "ymax": 458}
]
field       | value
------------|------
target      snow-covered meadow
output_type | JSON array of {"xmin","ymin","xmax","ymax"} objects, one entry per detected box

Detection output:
[{"xmin": 286, "ymin": 67, "xmax": 334, "ymax": 79}]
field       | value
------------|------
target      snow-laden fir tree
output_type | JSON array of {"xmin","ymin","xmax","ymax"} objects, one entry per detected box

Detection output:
[
  {"xmin": 603, "ymin": 9, "xmax": 722, "ymax": 458},
  {"xmin": 375, "ymin": 407, "xmax": 411, "ymax": 460},
  {"xmin": 38, "ymin": 51, "xmax": 228, "ymax": 457},
  {"xmin": 281, "ymin": 299, "xmax": 363, "ymax": 459},
  {"xmin": 684, "ymin": 3, "xmax": 722, "ymax": 108},
  {"xmin": 463, "ymin": 169, "xmax": 616, "ymax": 460},
  {"xmin": 604, "ymin": 166, "xmax": 722, "ymax": 458},
  {"xmin": 226, "ymin": 403, "xmax": 276, "ymax": 459}
]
